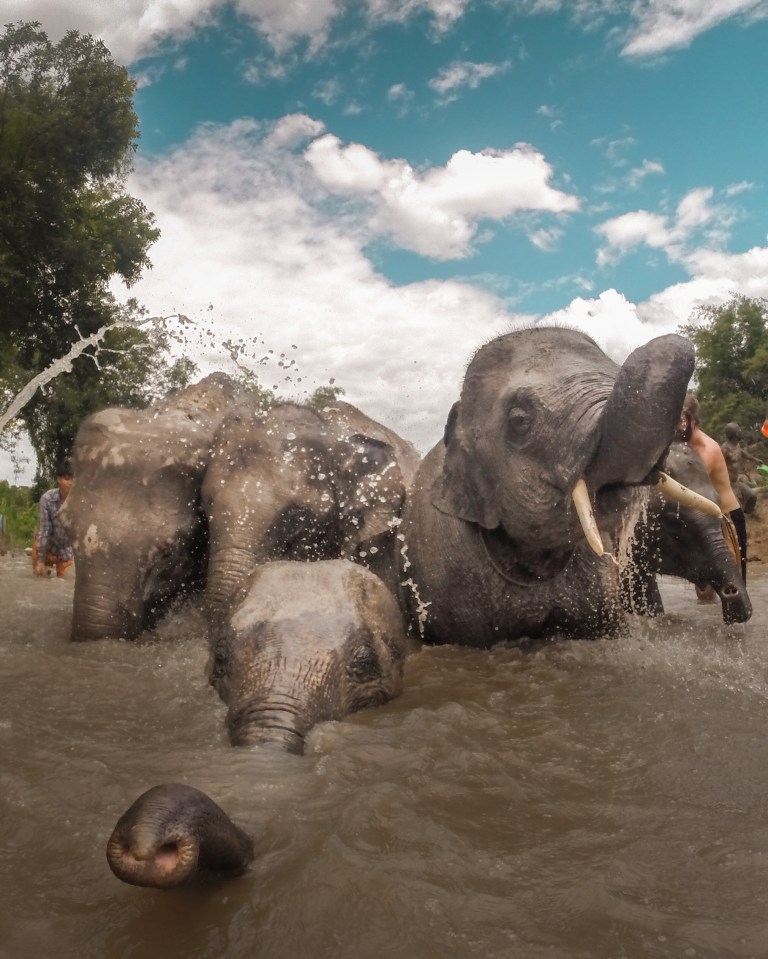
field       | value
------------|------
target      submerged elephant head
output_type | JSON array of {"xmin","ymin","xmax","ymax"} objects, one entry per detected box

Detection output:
[
  {"xmin": 202, "ymin": 400, "xmax": 420, "ymax": 620},
  {"xmin": 63, "ymin": 374, "xmax": 242, "ymax": 641},
  {"xmin": 208, "ymin": 560, "xmax": 408, "ymax": 754},
  {"xmin": 624, "ymin": 442, "xmax": 752, "ymax": 624}
]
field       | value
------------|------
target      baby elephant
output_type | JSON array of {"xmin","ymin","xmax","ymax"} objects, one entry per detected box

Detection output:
[{"xmin": 209, "ymin": 560, "xmax": 409, "ymax": 754}]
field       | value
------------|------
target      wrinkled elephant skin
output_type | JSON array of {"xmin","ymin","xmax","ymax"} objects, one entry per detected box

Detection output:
[
  {"xmin": 209, "ymin": 559, "xmax": 409, "ymax": 754},
  {"xmin": 107, "ymin": 784, "xmax": 254, "ymax": 888},
  {"xmin": 399, "ymin": 327, "xmax": 696, "ymax": 647},
  {"xmin": 62, "ymin": 374, "xmax": 243, "ymax": 641},
  {"xmin": 622, "ymin": 442, "xmax": 752, "ymax": 623},
  {"xmin": 202, "ymin": 399, "xmax": 420, "ymax": 620}
]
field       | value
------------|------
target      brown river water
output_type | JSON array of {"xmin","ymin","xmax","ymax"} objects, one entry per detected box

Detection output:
[{"xmin": 1, "ymin": 551, "xmax": 767, "ymax": 959}]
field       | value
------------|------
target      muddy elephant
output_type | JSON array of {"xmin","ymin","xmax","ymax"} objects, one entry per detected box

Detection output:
[
  {"xmin": 398, "ymin": 326, "xmax": 706, "ymax": 647},
  {"xmin": 209, "ymin": 559, "xmax": 409, "ymax": 754},
  {"xmin": 202, "ymin": 398, "xmax": 420, "ymax": 620},
  {"xmin": 621, "ymin": 441, "xmax": 752, "ymax": 623},
  {"xmin": 107, "ymin": 783, "xmax": 254, "ymax": 888},
  {"xmin": 107, "ymin": 560, "xmax": 409, "ymax": 889},
  {"xmin": 62, "ymin": 374, "xmax": 243, "ymax": 641}
]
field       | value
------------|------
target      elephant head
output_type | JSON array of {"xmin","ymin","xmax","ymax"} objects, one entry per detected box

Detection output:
[
  {"xmin": 202, "ymin": 400, "xmax": 420, "ymax": 620},
  {"xmin": 623, "ymin": 442, "xmax": 752, "ymax": 623},
  {"xmin": 208, "ymin": 560, "xmax": 408, "ymax": 754},
  {"xmin": 435, "ymin": 329, "xmax": 696, "ymax": 562},
  {"xmin": 400, "ymin": 327, "xmax": 705, "ymax": 646},
  {"xmin": 62, "ymin": 374, "xmax": 242, "ymax": 641}
]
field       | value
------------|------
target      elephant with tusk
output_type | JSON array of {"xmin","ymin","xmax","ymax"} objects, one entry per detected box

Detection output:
[
  {"xmin": 397, "ymin": 326, "xmax": 714, "ymax": 647},
  {"xmin": 621, "ymin": 441, "xmax": 752, "ymax": 624}
]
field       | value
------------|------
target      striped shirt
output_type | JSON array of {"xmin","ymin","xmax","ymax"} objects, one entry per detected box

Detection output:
[{"xmin": 37, "ymin": 488, "xmax": 74, "ymax": 562}]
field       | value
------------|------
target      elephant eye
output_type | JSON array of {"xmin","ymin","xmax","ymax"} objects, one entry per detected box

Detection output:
[
  {"xmin": 505, "ymin": 405, "xmax": 533, "ymax": 446},
  {"xmin": 346, "ymin": 642, "xmax": 382, "ymax": 683}
]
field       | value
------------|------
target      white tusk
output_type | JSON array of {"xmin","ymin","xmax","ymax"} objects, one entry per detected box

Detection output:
[
  {"xmin": 571, "ymin": 479, "xmax": 604, "ymax": 556},
  {"xmin": 655, "ymin": 472, "xmax": 723, "ymax": 518}
]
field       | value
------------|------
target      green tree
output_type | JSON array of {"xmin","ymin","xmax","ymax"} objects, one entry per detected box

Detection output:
[
  {"xmin": 679, "ymin": 295, "xmax": 768, "ymax": 443},
  {"xmin": 307, "ymin": 382, "xmax": 345, "ymax": 408},
  {"xmin": 0, "ymin": 22, "xmax": 191, "ymax": 481}
]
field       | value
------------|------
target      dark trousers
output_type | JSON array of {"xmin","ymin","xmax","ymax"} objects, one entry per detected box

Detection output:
[{"xmin": 729, "ymin": 507, "xmax": 748, "ymax": 582}]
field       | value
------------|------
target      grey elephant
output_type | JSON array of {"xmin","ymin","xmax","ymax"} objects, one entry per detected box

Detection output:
[
  {"xmin": 398, "ymin": 326, "xmax": 708, "ymax": 647},
  {"xmin": 106, "ymin": 560, "xmax": 408, "ymax": 889},
  {"xmin": 621, "ymin": 441, "xmax": 752, "ymax": 623},
  {"xmin": 202, "ymin": 398, "xmax": 420, "ymax": 620},
  {"xmin": 107, "ymin": 783, "xmax": 254, "ymax": 888},
  {"xmin": 62, "ymin": 374, "xmax": 243, "ymax": 641},
  {"xmin": 209, "ymin": 559, "xmax": 409, "ymax": 754}
]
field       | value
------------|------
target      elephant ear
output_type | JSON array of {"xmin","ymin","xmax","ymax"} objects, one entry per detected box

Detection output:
[
  {"xmin": 432, "ymin": 402, "xmax": 501, "ymax": 529},
  {"xmin": 339, "ymin": 433, "xmax": 406, "ymax": 541}
]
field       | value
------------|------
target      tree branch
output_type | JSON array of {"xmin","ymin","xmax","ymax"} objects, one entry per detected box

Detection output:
[{"xmin": 0, "ymin": 314, "xmax": 182, "ymax": 435}]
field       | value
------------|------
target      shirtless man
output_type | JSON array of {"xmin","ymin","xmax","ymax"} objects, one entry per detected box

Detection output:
[{"xmin": 677, "ymin": 394, "xmax": 748, "ymax": 582}]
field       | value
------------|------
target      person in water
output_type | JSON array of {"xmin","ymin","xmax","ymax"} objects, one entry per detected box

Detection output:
[
  {"xmin": 677, "ymin": 395, "xmax": 748, "ymax": 584},
  {"xmin": 33, "ymin": 457, "xmax": 75, "ymax": 578}
]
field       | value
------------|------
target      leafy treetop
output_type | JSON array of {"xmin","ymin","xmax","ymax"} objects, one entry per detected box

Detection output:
[{"xmin": 679, "ymin": 295, "xmax": 768, "ymax": 446}]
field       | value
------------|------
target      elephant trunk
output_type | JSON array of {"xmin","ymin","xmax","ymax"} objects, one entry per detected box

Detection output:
[
  {"xmin": 205, "ymin": 546, "xmax": 260, "ymax": 620},
  {"xmin": 226, "ymin": 698, "xmax": 312, "ymax": 755},
  {"xmin": 70, "ymin": 567, "xmax": 144, "ymax": 641},
  {"xmin": 589, "ymin": 334, "xmax": 695, "ymax": 489},
  {"xmin": 106, "ymin": 784, "xmax": 254, "ymax": 888}
]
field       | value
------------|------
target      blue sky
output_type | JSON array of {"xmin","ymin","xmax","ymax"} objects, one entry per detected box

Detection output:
[{"xmin": 4, "ymin": 1, "xmax": 768, "ymax": 480}]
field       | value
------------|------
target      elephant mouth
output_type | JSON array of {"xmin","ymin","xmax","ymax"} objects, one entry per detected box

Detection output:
[{"xmin": 481, "ymin": 526, "xmax": 573, "ymax": 584}]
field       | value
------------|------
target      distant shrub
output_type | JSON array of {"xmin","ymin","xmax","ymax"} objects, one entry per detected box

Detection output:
[{"xmin": 0, "ymin": 481, "xmax": 37, "ymax": 548}]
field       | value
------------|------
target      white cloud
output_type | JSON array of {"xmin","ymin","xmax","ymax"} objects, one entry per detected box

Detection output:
[
  {"xmin": 595, "ymin": 186, "xmax": 729, "ymax": 265},
  {"xmin": 4, "ymin": 0, "xmax": 342, "ymax": 63},
  {"xmin": 429, "ymin": 60, "xmax": 511, "ymax": 100},
  {"xmin": 305, "ymin": 136, "xmax": 580, "ymax": 258},
  {"xmin": 626, "ymin": 159, "xmax": 664, "ymax": 189},
  {"xmin": 529, "ymin": 227, "xmax": 565, "ymax": 251},
  {"xmin": 366, "ymin": 0, "xmax": 470, "ymax": 31},
  {"xmin": 622, "ymin": 0, "xmax": 768, "ymax": 57},
  {"xmin": 115, "ymin": 117, "xmax": 513, "ymax": 453},
  {"xmin": 545, "ymin": 288, "xmax": 673, "ymax": 360}
]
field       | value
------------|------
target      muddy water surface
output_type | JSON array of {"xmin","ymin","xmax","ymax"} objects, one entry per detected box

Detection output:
[{"xmin": 1, "ymin": 552, "xmax": 767, "ymax": 959}]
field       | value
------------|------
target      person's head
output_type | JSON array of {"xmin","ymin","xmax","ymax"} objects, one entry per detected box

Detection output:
[
  {"xmin": 56, "ymin": 457, "xmax": 74, "ymax": 498},
  {"xmin": 676, "ymin": 393, "xmax": 699, "ymax": 442},
  {"xmin": 724, "ymin": 422, "xmax": 742, "ymax": 442}
]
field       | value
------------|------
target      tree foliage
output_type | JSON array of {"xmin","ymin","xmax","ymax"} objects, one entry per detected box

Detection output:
[
  {"xmin": 679, "ymin": 295, "xmax": 768, "ymax": 444},
  {"xmin": 0, "ymin": 22, "xmax": 193, "ymax": 482}
]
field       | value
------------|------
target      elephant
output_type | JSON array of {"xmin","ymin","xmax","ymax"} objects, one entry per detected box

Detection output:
[
  {"xmin": 621, "ymin": 441, "xmax": 752, "ymax": 623},
  {"xmin": 201, "ymin": 398, "xmax": 420, "ymax": 620},
  {"xmin": 107, "ymin": 783, "xmax": 254, "ymax": 888},
  {"xmin": 62, "ymin": 373, "xmax": 243, "ymax": 641},
  {"xmin": 208, "ymin": 559, "xmax": 409, "ymax": 754},
  {"xmin": 397, "ymin": 326, "xmax": 708, "ymax": 647}
]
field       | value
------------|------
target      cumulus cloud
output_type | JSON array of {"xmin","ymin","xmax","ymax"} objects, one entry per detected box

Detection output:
[
  {"xmin": 2, "ymin": 0, "xmax": 342, "ymax": 63},
  {"xmin": 595, "ymin": 187, "xmax": 730, "ymax": 265},
  {"xmin": 304, "ymin": 135, "xmax": 580, "ymax": 258},
  {"xmin": 116, "ymin": 116, "xmax": 513, "ymax": 452}
]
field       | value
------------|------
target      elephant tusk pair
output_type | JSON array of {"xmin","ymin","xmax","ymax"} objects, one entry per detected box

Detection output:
[{"xmin": 571, "ymin": 472, "xmax": 723, "ymax": 557}]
